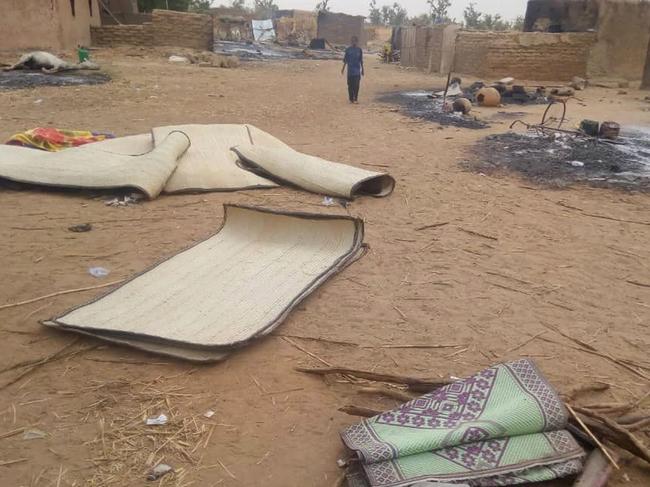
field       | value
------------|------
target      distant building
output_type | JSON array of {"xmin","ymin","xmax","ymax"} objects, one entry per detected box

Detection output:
[
  {"xmin": 0, "ymin": 0, "xmax": 101, "ymax": 50},
  {"xmin": 525, "ymin": 0, "xmax": 650, "ymax": 80},
  {"xmin": 317, "ymin": 12, "xmax": 366, "ymax": 47}
]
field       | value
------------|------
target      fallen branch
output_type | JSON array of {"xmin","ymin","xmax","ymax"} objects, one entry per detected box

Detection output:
[
  {"xmin": 338, "ymin": 405, "xmax": 381, "ymax": 418},
  {"xmin": 295, "ymin": 366, "xmax": 449, "ymax": 392},
  {"xmin": 0, "ymin": 280, "xmax": 125, "ymax": 311},
  {"xmin": 572, "ymin": 449, "xmax": 613, "ymax": 487},
  {"xmin": 540, "ymin": 324, "xmax": 649, "ymax": 381},
  {"xmin": 566, "ymin": 404, "xmax": 620, "ymax": 470},
  {"xmin": 573, "ymin": 407, "xmax": 650, "ymax": 465}
]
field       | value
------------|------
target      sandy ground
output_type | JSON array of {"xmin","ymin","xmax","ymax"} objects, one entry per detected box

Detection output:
[{"xmin": 0, "ymin": 50, "xmax": 649, "ymax": 486}]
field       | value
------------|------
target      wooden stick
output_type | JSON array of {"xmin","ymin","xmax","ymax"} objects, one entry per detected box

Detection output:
[
  {"xmin": 625, "ymin": 417, "xmax": 650, "ymax": 432},
  {"xmin": 0, "ymin": 458, "xmax": 28, "ymax": 467},
  {"xmin": 0, "ymin": 341, "xmax": 98, "ymax": 391},
  {"xmin": 539, "ymin": 327, "xmax": 649, "ymax": 381},
  {"xmin": 0, "ymin": 280, "xmax": 125, "ymax": 311},
  {"xmin": 574, "ymin": 406, "xmax": 650, "ymax": 465},
  {"xmin": 506, "ymin": 331, "xmax": 547, "ymax": 354},
  {"xmin": 295, "ymin": 366, "xmax": 449, "ymax": 392},
  {"xmin": 458, "ymin": 227, "xmax": 498, "ymax": 241},
  {"xmin": 357, "ymin": 386, "xmax": 415, "ymax": 402},
  {"xmin": 366, "ymin": 344, "xmax": 461, "ymax": 350},
  {"xmin": 566, "ymin": 404, "xmax": 620, "ymax": 470},
  {"xmin": 572, "ymin": 449, "xmax": 613, "ymax": 487},
  {"xmin": 415, "ymin": 222, "xmax": 449, "ymax": 231},
  {"xmin": 338, "ymin": 405, "xmax": 381, "ymax": 418},
  {"xmin": 282, "ymin": 337, "xmax": 332, "ymax": 367}
]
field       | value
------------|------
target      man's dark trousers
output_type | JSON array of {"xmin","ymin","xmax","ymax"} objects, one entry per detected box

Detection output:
[{"xmin": 348, "ymin": 75, "xmax": 361, "ymax": 102}]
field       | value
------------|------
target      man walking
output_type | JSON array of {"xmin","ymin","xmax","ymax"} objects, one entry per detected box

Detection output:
[{"xmin": 342, "ymin": 36, "xmax": 364, "ymax": 103}]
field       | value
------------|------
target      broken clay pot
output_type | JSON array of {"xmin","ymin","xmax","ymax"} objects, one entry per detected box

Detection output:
[
  {"xmin": 452, "ymin": 97, "xmax": 472, "ymax": 115},
  {"xmin": 476, "ymin": 87, "xmax": 501, "ymax": 107}
]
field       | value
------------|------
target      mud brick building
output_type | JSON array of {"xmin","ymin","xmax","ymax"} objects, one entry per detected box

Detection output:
[{"xmin": 0, "ymin": 0, "xmax": 101, "ymax": 50}]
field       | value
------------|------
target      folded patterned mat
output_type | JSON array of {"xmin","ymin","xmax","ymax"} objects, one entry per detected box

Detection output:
[{"xmin": 341, "ymin": 359, "xmax": 585, "ymax": 487}]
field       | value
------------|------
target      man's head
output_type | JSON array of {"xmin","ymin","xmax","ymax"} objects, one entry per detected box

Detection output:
[{"xmin": 351, "ymin": 36, "xmax": 358, "ymax": 47}]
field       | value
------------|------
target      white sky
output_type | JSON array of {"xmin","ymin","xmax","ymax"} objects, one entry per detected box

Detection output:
[{"xmin": 231, "ymin": 1, "xmax": 528, "ymax": 21}]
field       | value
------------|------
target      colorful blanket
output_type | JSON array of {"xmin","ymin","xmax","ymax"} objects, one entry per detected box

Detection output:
[
  {"xmin": 6, "ymin": 128, "xmax": 114, "ymax": 151},
  {"xmin": 340, "ymin": 359, "xmax": 585, "ymax": 487}
]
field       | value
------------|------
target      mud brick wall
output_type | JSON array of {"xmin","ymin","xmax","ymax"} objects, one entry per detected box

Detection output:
[
  {"xmin": 317, "ymin": 12, "xmax": 366, "ymax": 47},
  {"xmin": 425, "ymin": 25, "xmax": 446, "ymax": 73},
  {"xmin": 454, "ymin": 31, "xmax": 596, "ymax": 81},
  {"xmin": 152, "ymin": 9, "xmax": 213, "ymax": 50},
  {"xmin": 414, "ymin": 27, "xmax": 434, "ymax": 70},
  {"xmin": 91, "ymin": 24, "xmax": 153, "ymax": 47},
  {"xmin": 453, "ymin": 31, "xmax": 491, "ymax": 76}
]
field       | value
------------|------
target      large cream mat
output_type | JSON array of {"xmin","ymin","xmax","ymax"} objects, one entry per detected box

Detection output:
[
  {"xmin": 153, "ymin": 124, "xmax": 285, "ymax": 193},
  {"xmin": 232, "ymin": 145, "xmax": 395, "ymax": 199},
  {"xmin": 0, "ymin": 131, "xmax": 189, "ymax": 199},
  {"xmin": 44, "ymin": 205, "xmax": 365, "ymax": 362}
]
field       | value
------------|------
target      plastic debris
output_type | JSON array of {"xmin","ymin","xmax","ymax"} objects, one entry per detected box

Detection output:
[
  {"xmin": 105, "ymin": 193, "xmax": 143, "ymax": 207},
  {"xmin": 204, "ymin": 410, "xmax": 215, "ymax": 419},
  {"xmin": 68, "ymin": 223, "xmax": 92, "ymax": 233},
  {"xmin": 322, "ymin": 196, "xmax": 335, "ymax": 206},
  {"xmin": 147, "ymin": 463, "xmax": 173, "ymax": 481},
  {"xmin": 88, "ymin": 267, "xmax": 110, "ymax": 278},
  {"xmin": 145, "ymin": 413, "xmax": 168, "ymax": 426},
  {"xmin": 569, "ymin": 161, "xmax": 585, "ymax": 167},
  {"xmin": 168, "ymin": 55, "xmax": 190, "ymax": 64},
  {"xmin": 23, "ymin": 429, "xmax": 47, "ymax": 440}
]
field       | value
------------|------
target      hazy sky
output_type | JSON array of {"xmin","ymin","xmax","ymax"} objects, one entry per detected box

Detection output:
[{"xmin": 265, "ymin": 1, "xmax": 528, "ymax": 21}]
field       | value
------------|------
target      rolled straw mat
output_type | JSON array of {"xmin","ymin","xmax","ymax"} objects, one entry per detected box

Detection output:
[
  {"xmin": 44, "ymin": 205, "xmax": 365, "ymax": 362},
  {"xmin": 153, "ymin": 124, "xmax": 288, "ymax": 193},
  {"xmin": 0, "ymin": 131, "xmax": 189, "ymax": 199},
  {"xmin": 232, "ymin": 144, "xmax": 395, "ymax": 199}
]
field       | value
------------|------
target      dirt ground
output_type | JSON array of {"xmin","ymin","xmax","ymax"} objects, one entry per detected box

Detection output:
[{"xmin": 0, "ymin": 50, "xmax": 649, "ymax": 487}]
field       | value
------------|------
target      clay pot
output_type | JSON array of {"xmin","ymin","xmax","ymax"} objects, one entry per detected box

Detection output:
[
  {"xmin": 452, "ymin": 97, "xmax": 472, "ymax": 115},
  {"xmin": 476, "ymin": 87, "xmax": 501, "ymax": 107}
]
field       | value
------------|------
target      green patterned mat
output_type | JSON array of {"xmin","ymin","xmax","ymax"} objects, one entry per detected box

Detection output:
[{"xmin": 341, "ymin": 359, "xmax": 585, "ymax": 486}]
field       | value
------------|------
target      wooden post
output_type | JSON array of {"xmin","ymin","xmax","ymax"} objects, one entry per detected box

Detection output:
[{"xmin": 642, "ymin": 35, "xmax": 650, "ymax": 90}]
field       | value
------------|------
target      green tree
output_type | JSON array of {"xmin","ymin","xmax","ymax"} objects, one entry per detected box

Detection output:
[
  {"xmin": 315, "ymin": 0, "xmax": 330, "ymax": 12},
  {"xmin": 463, "ymin": 2, "xmax": 481, "ymax": 28},
  {"xmin": 463, "ymin": 2, "xmax": 517, "ymax": 31},
  {"xmin": 369, "ymin": 0, "xmax": 383, "ymax": 25},
  {"xmin": 381, "ymin": 3, "xmax": 408, "ymax": 27},
  {"xmin": 410, "ymin": 12, "xmax": 432, "ymax": 25},
  {"xmin": 253, "ymin": 0, "xmax": 277, "ymax": 17},
  {"xmin": 428, "ymin": 0, "xmax": 451, "ymax": 24},
  {"xmin": 512, "ymin": 15, "xmax": 524, "ymax": 31}
]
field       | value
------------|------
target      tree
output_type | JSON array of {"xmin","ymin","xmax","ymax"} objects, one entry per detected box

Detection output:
[
  {"xmin": 512, "ymin": 15, "xmax": 524, "ymax": 31},
  {"xmin": 189, "ymin": 0, "xmax": 213, "ymax": 11},
  {"xmin": 463, "ymin": 2, "xmax": 481, "ymax": 28},
  {"xmin": 410, "ymin": 13, "xmax": 432, "ymax": 25},
  {"xmin": 315, "ymin": 0, "xmax": 330, "ymax": 12},
  {"xmin": 230, "ymin": 0, "xmax": 247, "ymax": 8},
  {"xmin": 463, "ymin": 2, "xmax": 518, "ymax": 31},
  {"xmin": 428, "ymin": 0, "xmax": 451, "ymax": 24},
  {"xmin": 368, "ymin": 0, "xmax": 382, "ymax": 26},
  {"xmin": 253, "ymin": 0, "xmax": 277, "ymax": 17},
  {"xmin": 380, "ymin": 3, "xmax": 408, "ymax": 27}
]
